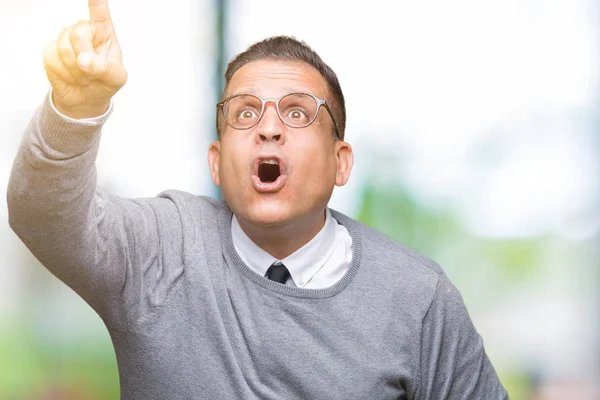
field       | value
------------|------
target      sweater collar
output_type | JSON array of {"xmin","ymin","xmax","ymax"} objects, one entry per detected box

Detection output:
[
  {"xmin": 230, "ymin": 209, "xmax": 337, "ymax": 288},
  {"xmin": 218, "ymin": 203, "xmax": 363, "ymax": 299}
]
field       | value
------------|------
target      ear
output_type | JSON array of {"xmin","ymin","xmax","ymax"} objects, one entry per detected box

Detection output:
[
  {"xmin": 334, "ymin": 140, "xmax": 354, "ymax": 187},
  {"xmin": 208, "ymin": 140, "xmax": 221, "ymax": 187}
]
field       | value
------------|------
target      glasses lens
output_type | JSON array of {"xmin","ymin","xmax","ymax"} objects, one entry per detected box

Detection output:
[
  {"xmin": 279, "ymin": 93, "xmax": 318, "ymax": 128},
  {"xmin": 224, "ymin": 95, "xmax": 262, "ymax": 129}
]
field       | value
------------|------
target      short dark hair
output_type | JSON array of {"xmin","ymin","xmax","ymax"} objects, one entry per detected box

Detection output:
[{"xmin": 218, "ymin": 36, "xmax": 346, "ymax": 140}]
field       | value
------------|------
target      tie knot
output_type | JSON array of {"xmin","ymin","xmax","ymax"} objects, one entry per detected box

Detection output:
[{"xmin": 266, "ymin": 261, "xmax": 290, "ymax": 284}]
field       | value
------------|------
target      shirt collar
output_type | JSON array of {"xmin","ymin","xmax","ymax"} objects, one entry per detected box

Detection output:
[
  {"xmin": 231, "ymin": 215, "xmax": 277, "ymax": 277},
  {"xmin": 231, "ymin": 209, "xmax": 337, "ymax": 288}
]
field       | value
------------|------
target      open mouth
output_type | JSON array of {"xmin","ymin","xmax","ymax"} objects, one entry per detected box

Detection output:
[
  {"xmin": 252, "ymin": 156, "xmax": 287, "ymax": 193},
  {"xmin": 258, "ymin": 159, "xmax": 281, "ymax": 183}
]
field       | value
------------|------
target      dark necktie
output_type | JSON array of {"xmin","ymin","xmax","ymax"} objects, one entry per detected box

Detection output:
[{"xmin": 266, "ymin": 261, "xmax": 290, "ymax": 284}]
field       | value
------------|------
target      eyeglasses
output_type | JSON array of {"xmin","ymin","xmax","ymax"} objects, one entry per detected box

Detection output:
[{"xmin": 217, "ymin": 92, "xmax": 341, "ymax": 140}]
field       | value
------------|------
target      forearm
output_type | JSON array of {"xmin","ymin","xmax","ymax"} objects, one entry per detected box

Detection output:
[
  {"xmin": 7, "ymin": 90, "xmax": 112, "ymax": 280},
  {"xmin": 8, "ymin": 91, "xmax": 185, "ymax": 323}
]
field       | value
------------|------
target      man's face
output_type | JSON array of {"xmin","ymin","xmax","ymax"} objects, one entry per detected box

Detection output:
[{"xmin": 208, "ymin": 59, "xmax": 353, "ymax": 228}]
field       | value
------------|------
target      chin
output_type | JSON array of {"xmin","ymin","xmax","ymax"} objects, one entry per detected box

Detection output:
[
  {"xmin": 223, "ymin": 186, "xmax": 324, "ymax": 229},
  {"xmin": 244, "ymin": 200, "xmax": 295, "ymax": 227}
]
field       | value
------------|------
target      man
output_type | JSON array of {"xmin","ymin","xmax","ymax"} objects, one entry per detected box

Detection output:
[{"xmin": 8, "ymin": 0, "xmax": 508, "ymax": 398}]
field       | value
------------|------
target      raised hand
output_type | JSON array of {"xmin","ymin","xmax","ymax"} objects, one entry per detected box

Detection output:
[{"xmin": 43, "ymin": 0, "xmax": 127, "ymax": 119}]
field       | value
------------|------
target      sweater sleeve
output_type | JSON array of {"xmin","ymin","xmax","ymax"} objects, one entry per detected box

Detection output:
[
  {"xmin": 415, "ymin": 273, "xmax": 509, "ymax": 399},
  {"xmin": 7, "ymin": 92, "xmax": 184, "ymax": 325}
]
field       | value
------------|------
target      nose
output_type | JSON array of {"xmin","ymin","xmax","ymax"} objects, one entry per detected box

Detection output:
[{"xmin": 255, "ymin": 100, "xmax": 285, "ymax": 144}]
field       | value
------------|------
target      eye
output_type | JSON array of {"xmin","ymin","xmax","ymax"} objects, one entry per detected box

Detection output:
[
  {"xmin": 287, "ymin": 109, "xmax": 308, "ymax": 120},
  {"xmin": 238, "ymin": 109, "xmax": 258, "ymax": 119}
]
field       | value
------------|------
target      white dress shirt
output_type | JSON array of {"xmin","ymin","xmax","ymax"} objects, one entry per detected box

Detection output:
[{"xmin": 231, "ymin": 209, "xmax": 353, "ymax": 289}]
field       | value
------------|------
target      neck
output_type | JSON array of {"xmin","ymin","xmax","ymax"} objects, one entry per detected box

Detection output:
[{"xmin": 237, "ymin": 209, "xmax": 327, "ymax": 260}]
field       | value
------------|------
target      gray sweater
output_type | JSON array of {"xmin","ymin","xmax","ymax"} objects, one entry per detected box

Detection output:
[{"xmin": 7, "ymin": 94, "xmax": 508, "ymax": 399}]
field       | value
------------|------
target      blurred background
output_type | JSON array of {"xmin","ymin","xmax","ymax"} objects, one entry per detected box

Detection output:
[{"xmin": 1, "ymin": 0, "xmax": 599, "ymax": 399}]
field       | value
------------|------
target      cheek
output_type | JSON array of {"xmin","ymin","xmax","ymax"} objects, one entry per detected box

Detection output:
[
  {"xmin": 219, "ymin": 146, "xmax": 252, "ymax": 211},
  {"xmin": 291, "ymin": 142, "xmax": 337, "ymax": 188},
  {"xmin": 218, "ymin": 140, "xmax": 251, "ymax": 184}
]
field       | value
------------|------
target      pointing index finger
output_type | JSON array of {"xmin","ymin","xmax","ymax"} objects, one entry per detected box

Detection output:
[{"xmin": 88, "ymin": 0, "xmax": 112, "ymax": 25}]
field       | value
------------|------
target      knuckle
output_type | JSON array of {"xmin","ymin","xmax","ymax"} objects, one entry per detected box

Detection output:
[
  {"xmin": 42, "ymin": 62, "xmax": 53, "ymax": 75},
  {"xmin": 70, "ymin": 23, "xmax": 93, "ymax": 52},
  {"xmin": 70, "ymin": 28, "xmax": 83, "ymax": 42},
  {"xmin": 71, "ymin": 24, "xmax": 88, "ymax": 40},
  {"xmin": 57, "ymin": 27, "xmax": 71, "ymax": 42},
  {"xmin": 43, "ymin": 58, "xmax": 57, "ymax": 75},
  {"xmin": 56, "ymin": 40, "xmax": 73, "ymax": 57}
]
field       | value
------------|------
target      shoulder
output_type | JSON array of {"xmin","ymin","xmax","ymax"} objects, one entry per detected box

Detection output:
[
  {"xmin": 331, "ymin": 208, "xmax": 445, "ymax": 311},
  {"xmin": 332, "ymin": 208, "xmax": 442, "ymax": 276},
  {"xmin": 155, "ymin": 190, "xmax": 227, "ymax": 213},
  {"xmin": 149, "ymin": 190, "xmax": 229, "ymax": 232}
]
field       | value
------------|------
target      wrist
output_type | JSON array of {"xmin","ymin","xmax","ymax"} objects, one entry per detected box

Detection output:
[{"xmin": 52, "ymin": 93, "xmax": 111, "ymax": 120}]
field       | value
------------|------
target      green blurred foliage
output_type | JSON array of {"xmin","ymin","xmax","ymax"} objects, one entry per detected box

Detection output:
[
  {"xmin": 0, "ymin": 322, "xmax": 118, "ymax": 400},
  {"xmin": 357, "ymin": 181, "xmax": 460, "ymax": 257},
  {"xmin": 356, "ymin": 180, "xmax": 544, "ymax": 285}
]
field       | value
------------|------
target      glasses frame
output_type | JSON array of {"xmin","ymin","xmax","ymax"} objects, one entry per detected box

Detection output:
[{"xmin": 217, "ymin": 92, "xmax": 341, "ymax": 140}]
